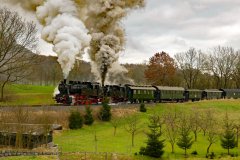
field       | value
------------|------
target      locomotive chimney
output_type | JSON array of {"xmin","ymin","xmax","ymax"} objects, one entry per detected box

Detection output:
[{"xmin": 64, "ymin": 79, "xmax": 67, "ymax": 84}]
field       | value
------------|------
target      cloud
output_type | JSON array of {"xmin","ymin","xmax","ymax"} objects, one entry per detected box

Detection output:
[
  {"xmin": 2, "ymin": 0, "xmax": 240, "ymax": 64},
  {"xmin": 121, "ymin": 0, "xmax": 240, "ymax": 63}
]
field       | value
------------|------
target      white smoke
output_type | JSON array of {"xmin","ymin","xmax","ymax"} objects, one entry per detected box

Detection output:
[
  {"xmin": 53, "ymin": 86, "xmax": 60, "ymax": 97},
  {"xmin": 2, "ymin": 0, "xmax": 145, "ymax": 84},
  {"xmin": 36, "ymin": 0, "xmax": 91, "ymax": 78}
]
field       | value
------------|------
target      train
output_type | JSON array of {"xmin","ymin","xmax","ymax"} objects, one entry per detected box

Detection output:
[{"xmin": 54, "ymin": 79, "xmax": 240, "ymax": 105}]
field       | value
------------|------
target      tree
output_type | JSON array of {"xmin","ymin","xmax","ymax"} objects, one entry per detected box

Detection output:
[
  {"xmin": 139, "ymin": 115, "xmax": 165, "ymax": 158},
  {"xmin": 190, "ymin": 108, "xmax": 201, "ymax": 141},
  {"xmin": 139, "ymin": 103, "xmax": 147, "ymax": 112},
  {"xmin": 68, "ymin": 111, "xmax": 83, "ymax": 129},
  {"xmin": 145, "ymin": 52, "xmax": 176, "ymax": 86},
  {"xmin": 233, "ymin": 119, "xmax": 240, "ymax": 148},
  {"xmin": 175, "ymin": 48, "xmax": 206, "ymax": 89},
  {"xmin": 124, "ymin": 115, "xmax": 140, "ymax": 147},
  {"xmin": 177, "ymin": 113, "xmax": 194, "ymax": 157},
  {"xmin": 0, "ymin": 8, "xmax": 38, "ymax": 100},
  {"xmin": 207, "ymin": 46, "xmax": 238, "ymax": 88},
  {"xmin": 110, "ymin": 116, "xmax": 122, "ymax": 136},
  {"xmin": 98, "ymin": 99, "xmax": 111, "ymax": 121},
  {"xmin": 205, "ymin": 109, "xmax": 218, "ymax": 155},
  {"xmin": 233, "ymin": 52, "xmax": 240, "ymax": 88},
  {"xmin": 221, "ymin": 113, "xmax": 237, "ymax": 155},
  {"xmin": 84, "ymin": 106, "xmax": 94, "ymax": 125},
  {"xmin": 163, "ymin": 110, "xmax": 178, "ymax": 153}
]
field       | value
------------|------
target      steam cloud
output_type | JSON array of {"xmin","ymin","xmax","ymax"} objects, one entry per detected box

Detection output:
[
  {"xmin": 3, "ymin": 0, "xmax": 145, "ymax": 85},
  {"xmin": 36, "ymin": 0, "xmax": 91, "ymax": 79},
  {"xmin": 85, "ymin": 0, "xmax": 145, "ymax": 86}
]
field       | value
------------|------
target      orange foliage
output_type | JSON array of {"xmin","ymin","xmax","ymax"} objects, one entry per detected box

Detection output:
[{"xmin": 145, "ymin": 52, "xmax": 176, "ymax": 85}]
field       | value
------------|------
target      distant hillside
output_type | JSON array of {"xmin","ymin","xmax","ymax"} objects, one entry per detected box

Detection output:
[{"xmin": 20, "ymin": 53, "xmax": 147, "ymax": 86}]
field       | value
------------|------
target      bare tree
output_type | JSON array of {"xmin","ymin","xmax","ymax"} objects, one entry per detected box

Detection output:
[
  {"xmin": 163, "ymin": 111, "xmax": 178, "ymax": 153},
  {"xmin": 0, "ymin": 8, "xmax": 38, "ymax": 100},
  {"xmin": 205, "ymin": 109, "xmax": 218, "ymax": 155},
  {"xmin": 124, "ymin": 115, "xmax": 140, "ymax": 147},
  {"xmin": 207, "ymin": 46, "xmax": 238, "ymax": 88},
  {"xmin": 175, "ymin": 48, "xmax": 206, "ymax": 89},
  {"xmin": 111, "ymin": 116, "xmax": 122, "ymax": 136},
  {"xmin": 233, "ymin": 51, "xmax": 240, "ymax": 88},
  {"xmin": 14, "ymin": 107, "xmax": 29, "ymax": 148},
  {"xmin": 190, "ymin": 108, "xmax": 201, "ymax": 141},
  {"xmin": 233, "ymin": 119, "xmax": 240, "ymax": 148}
]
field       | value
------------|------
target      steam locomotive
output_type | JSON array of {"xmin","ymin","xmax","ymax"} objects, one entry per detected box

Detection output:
[{"xmin": 54, "ymin": 79, "xmax": 240, "ymax": 105}]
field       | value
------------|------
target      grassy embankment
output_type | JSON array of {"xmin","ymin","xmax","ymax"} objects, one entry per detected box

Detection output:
[
  {"xmin": 54, "ymin": 99, "xmax": 240, "ymax": 160},
  {"xmin": 0, "ymin": 84, "xmax": 55, "ymax": 106}
]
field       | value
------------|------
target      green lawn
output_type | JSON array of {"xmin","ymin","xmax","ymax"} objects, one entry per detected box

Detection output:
[
  {"xmin": 0, "ymin": 84, "xmax": 55, "ymax": 106},
  {"xmin": 54, "ymin": 99, "xmax": 240, "ymax": 159}
]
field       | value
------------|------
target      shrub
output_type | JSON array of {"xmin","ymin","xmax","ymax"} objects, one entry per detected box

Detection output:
[
  {"xmin": 68, "ymin": 111, "xmax": 83, "ymax": 129},
  {"xmin": 98, "ymin": 99, "xmax": 111, "ymax": 121},
  {"xmin": 139, "ymin": 103, "xmax": 147, "ymax": 112},
  {"xmin": 84, "ymin": 106, "xmax": 94, "ymax": 125},
  {"xmin": 207, "ymin": 152, "xmax": 215, "ymax": 159},
  {"xmin": 191, "ymin": 150, "xmax": 198, "ymax": 155}
]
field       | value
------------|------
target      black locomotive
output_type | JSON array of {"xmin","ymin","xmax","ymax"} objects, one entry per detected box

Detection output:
[{"xmin": 54, "ymin": 79, "xmax": 240, "ymax": 105}]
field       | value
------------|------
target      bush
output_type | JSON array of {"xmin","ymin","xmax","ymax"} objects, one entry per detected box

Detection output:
[
  {"xmin": 98, "ymin": 99, "xmax": 111, "ymax": 121},
  {"xmin": 139, "ymin": 103, "xmax": 147, "ymax": 112},
  {"xmin": 68, "ymin": 111, "xmax": 83, "ymax": 129},
  {"xmin": 84, "ymin": 106, "xmax": 94, "ymax": 125},
  {"xmin": 191, "ymin": 151, "xmax": 198, "ymax": 155},
  {"xmin": 206, "ymin": 152, "xmax": 215, "ymax": 159}
]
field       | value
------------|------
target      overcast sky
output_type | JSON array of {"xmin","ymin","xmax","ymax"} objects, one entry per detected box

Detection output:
[
  {"xmin": 4, "ymin": 0, "xmax": 240, "ymax": 64},
  {"xmin": 119, "ymin": 0, "xmax": 240, "ymax": 63}
]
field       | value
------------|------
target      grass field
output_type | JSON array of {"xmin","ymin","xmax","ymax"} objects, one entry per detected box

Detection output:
[
  {"xmin": 1, "ymin": 84, "xmax": 240, "ymax": 159},
  {"xmin": 0, "ymin": 84, "xmax": 55, "ymax": 106},
  {"xmin": 4, "ymin": 156, "xmax": 57, "ymax": 160},
  {"xmin": 54, "ymin": 99, "xmax": 240, "ymax": 160}
]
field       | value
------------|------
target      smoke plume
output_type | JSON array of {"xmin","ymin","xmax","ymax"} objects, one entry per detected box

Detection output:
[
  {"xmin": 3, "ymin": 0, "xmax": 145, "ymax": 84},
  {"xmin": 85, "ymin": 0, "xmax": 145, "ymax": 86},
  {"xmin": 36, "ymin": 0, "xmax": 91, "ymax": 79}
]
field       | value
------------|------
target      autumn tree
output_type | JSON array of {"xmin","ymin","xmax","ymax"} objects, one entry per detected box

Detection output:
[
  {"xmin": 0, "ymin": 8, "xmax": 38, "ymax": 100},
  {"xmin": 145, "ymin": 52, "xmax": 176, "ymax": 86},
  {"xmin": 175, "ymin": 48, "xmax": 206, "ymax": 89}
]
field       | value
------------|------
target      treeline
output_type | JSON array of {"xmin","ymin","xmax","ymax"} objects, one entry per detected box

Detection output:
[
  {"xmin": 145, "ymin": 47, "xmax": 240, "ymax": 89},
  {"xmin": 11, "ymin": 45, "xmax": 240, "ymax": 90},
  {"xmin": 18, "ymin": 55, "xmax": 147, "ymax": 86}
]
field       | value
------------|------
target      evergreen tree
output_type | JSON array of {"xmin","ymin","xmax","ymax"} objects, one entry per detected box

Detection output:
[
  {"xmin": 68, "ymin": 111, "xmax": 83, "ymax": 129},
  {"xmin": 139, "ymin": 115, "xmax": 164, "ymax": 158},
  {"xmin": 84, "ymin": 106, "xmax": 94, "ymax": 125},
  {"xmin": 99, "ymin": 99, "xmax": 111, "ymax": 121},
  {"xmin": 221, "ymin": 113, "xmax": 237, "ymax": 155},
  {"xmin": 177, "ymin": 114, "xmax": 194, "ymax": 157},
  {"xmin": 139, "ymin": 103, "xmax": 147, "ymax": 112}
]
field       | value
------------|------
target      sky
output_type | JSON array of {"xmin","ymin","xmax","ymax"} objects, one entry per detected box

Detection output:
[
  {"xmin": 2, "ymin": 0, "xmax": 240, "ymax": 64},
  {"xmin": 119, "ymin": 0, "xmax": 240, "ymax": 63}
]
